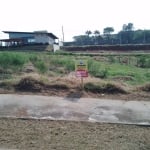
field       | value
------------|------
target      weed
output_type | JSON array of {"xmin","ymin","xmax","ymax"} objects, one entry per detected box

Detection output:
[
  {"xmin": 0, "ymin": 52, "xmax": 28, "ymax": 68},
  {"xmin": 108, "ymin": 55, "xmax": 116, "ymax": 63},
  {"xmin": 29, "ymin": 54, "xmax": 38, "ymax": 63},
  {"xmin": 50, "ymin": 56, "xmax": 74, "ymax": 71},
  {"xmin": 34, "ymin": 61, "xmax": 48, "ymax": 74},
  {"xmin": 88, "ymin": 59, "xmax": 108, "ymax": 78}
]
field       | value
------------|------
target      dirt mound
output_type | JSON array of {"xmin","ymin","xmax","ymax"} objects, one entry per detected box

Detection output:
[
  {"xmin": 46, "ymin": 84, "xmax": 69, "ymax": 90},
  {"xmin": 138, "ymin": 83, "xmax": 150, "ymax": 92},
  {"xmin": 15, "ymin": 77, "xmax": 69, "ymax": 92},
  {"xmin": 15, "ymin": 77, "xmax": 44, "ymax": 92},
  {"xmin": 84, "ymin": 82, "xmax": 127, "ymax": 94}
]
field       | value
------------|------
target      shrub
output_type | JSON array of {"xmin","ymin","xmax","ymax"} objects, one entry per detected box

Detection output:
[
  {"xmin": 137, "ymin": 56, "xmax": 146, "ymax": 67},
  {"xmin": 94, "ymin": 69, "xmax": 108, "ymax": 78},
  {"xmin": 108, "ymin": 55, "xmax": 116, "ymax": 63},
  {"xmin": 88, "ymin": 59, "xmax": 108, "ymax": 78}
]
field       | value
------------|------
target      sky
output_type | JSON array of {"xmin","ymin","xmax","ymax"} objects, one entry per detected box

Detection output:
[{"xmin": 0, "ymin": 0, "xmax": 149, "ymax": 41}]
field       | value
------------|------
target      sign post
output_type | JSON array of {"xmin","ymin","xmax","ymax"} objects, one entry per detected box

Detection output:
[{"xmin": 75, "ymin": 59, "xmax": 88, "ymax": 89}]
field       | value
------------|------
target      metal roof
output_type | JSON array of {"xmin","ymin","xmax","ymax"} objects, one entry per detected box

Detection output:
[
  {"xmin": 3, "ymin": 31, "xmax": 58, "ymax": 39},
  {"xmin": 0, "ymin": 38, "xmax": 23, "ymax": 42}
]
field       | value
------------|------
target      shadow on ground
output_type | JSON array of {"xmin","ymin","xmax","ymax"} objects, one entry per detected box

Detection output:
[{"xmin": 65, "ymin": 90, "xmax": 84, "ymax": 102}]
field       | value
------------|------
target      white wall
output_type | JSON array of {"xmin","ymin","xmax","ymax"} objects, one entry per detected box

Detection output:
[
  {"xmin": 34, "ymin": 33, "xmax": 55, "ymax": 44},
  {"xmin": 53, "ymin": 44, "xmax": 60, "ymax": 52}
]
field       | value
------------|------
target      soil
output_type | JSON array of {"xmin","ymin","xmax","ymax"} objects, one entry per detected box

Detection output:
[
  {"xmin": 0, "ymin": 76, "xmax": 150, "ymax": 101},
  {"xmin": 0, "ymin": 118, "xmax": 149, "ymax": 150},
  {"xmin": 0, "ymin": 77, "xmax": 150, "ymax": 149}
]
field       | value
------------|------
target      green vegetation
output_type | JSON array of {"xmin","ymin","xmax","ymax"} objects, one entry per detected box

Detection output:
[
  {"xmin": 72, "ymin": 23, "xmax": 150, "ymax": 46},
  {"xmin": 0, "ymin": 51, "xmax": 149, "ymax": 86},
  {"xmin": 0, "ymin": 52, "xmax": 28, "ymax": 68},
  {"xmin": 49, "ymin": 55, "xmax": 74, "ymax": 72}
]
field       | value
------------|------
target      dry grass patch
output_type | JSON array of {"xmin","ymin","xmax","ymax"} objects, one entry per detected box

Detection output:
[
  {"xmin": 15, "ymin": 77, "xmax": 69, "ymax": 92},
  {"xmin": 138, "ymin": 83, "xmax": 150, "ymax": 92},
  {"xmin": 84, "ymin": 82, "xmax": 127, "ymax": 94}
]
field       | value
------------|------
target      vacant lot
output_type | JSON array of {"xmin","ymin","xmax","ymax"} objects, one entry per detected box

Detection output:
[
  {"xmin": 0, "ymin": 118, "xmax": 150, "ymax": 150},
  {"xmin": 0, "ymin": 51, "xmax": 150, "ymax": 149},
  {"xmin": 0, "ymin": 51, "xmax": 149, "ymax": 100}
]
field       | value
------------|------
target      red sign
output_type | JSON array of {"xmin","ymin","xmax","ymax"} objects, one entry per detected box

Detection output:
[
  {"xmin": 76, "ymin": 70, "xmax": 88, "ymax": 77},
  {"xmin": 75, "ymin": 59, "xmax": 88, "ymax": 78}
]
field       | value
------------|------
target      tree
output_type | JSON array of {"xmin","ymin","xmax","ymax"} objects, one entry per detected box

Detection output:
[
  {"xmin": 120, "ymin": 23, "xmax": 134, "ymax": 44},
  {"xmin": 103, "ymin": 27, "xmax": 114, "ymax": 44},
  {"xmin": 94, "ymin": 30, "xmax": 100, "ymax": 36},
  {"xmin": 103, "ymin": 27, "xmax": 114, "ymax": 35},
  {"xmin": 122, "ymin": 23, "xmax": 134, "ymax": 31},
  {"xmin": 73, "ymin": 35, "xmax": 93, "ymax": 46},
  {"xmin": 93, "ymin": 30, "xmax": 101, "ymax": 45},
  {"xmin": 85, "ymin": 30, "xmax": 92, "ymax": 37},
  {"xmin": 127, "ymin": 23, "xmax": 134, "ymax": 31}
]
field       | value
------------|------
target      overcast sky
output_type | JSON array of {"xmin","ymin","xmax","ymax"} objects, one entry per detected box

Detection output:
[{"xmin": 0, "ymin": 0, "xmax": 149, "ymax": 41}]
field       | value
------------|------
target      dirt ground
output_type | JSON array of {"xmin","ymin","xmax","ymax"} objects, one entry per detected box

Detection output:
[
  {"xmin": 0, "ymin": 74, "xmax": 150, "ymax": 101},
  {"xmin": 0, "ymin": 74, "xmax": 149, "ymax": 149},
  {"xmin": 0, "ymin": 118, "xmax": 149, "ymax": 150}
]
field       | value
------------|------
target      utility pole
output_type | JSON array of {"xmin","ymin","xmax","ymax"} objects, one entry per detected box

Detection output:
[{"xmin": 62, "ymin": 26, "xmax": 64, "ymax": 42}]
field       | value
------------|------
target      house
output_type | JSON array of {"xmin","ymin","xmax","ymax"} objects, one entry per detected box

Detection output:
[{"xmin": 0, "ymin": 30, "xmax": 58, "ymax": 46}]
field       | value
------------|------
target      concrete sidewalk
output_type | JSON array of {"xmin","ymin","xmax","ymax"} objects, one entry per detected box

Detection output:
[{"xmin": 0, "ymin": 94, "xmax": 150, "ymax": 125}]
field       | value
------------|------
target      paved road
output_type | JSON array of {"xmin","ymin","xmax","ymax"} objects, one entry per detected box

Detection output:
[{"xmin": 0, "ymin": 94, "xmax": 150, "ymax": 125}]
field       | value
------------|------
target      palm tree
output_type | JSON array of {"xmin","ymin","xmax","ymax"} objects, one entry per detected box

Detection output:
[
  {"xmin": 85, "ymin": 30, "xmax": 92, "ymax": 37},
  {"xmin": 94, "ymin": 30, "xmax": 100, "ymax": 36}
]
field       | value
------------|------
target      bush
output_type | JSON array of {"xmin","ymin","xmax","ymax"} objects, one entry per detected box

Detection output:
[
  {"xmin": 88, "ymin": 59, "xmax": 108, "ymax": 78},
  {"xmin": 94, "ymin": 69, "xmax": 108, "ymax": 78},
  {"xmin": 108, "ymin": 55, "xmax": 116, "ymax": 63},
  {"xmin": 137, "ymin": 56, "xmax": 150, "ymax": 68},
  {"xmin": 137, "ymin": 56, "xmax": 146, "ymax": 67}
]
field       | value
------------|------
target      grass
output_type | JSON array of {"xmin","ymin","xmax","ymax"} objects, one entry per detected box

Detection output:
[
  {"xmin": 0, "ymin": 51, "xmax": 149, "ymax": 86},
  {"xmin": 88, "ymin": 57, "xmax": 150, "ymax": 85},
  {"xmin": 0, "ymin": 52, "xmax": 28, "ymax": 69},
  {"xmin": 34, "ymin": 61, "xmax": 48, "ymax": 73},
  {"xmin": 49, "ymin": 55, "xmax": 75, "ymax": 71}
]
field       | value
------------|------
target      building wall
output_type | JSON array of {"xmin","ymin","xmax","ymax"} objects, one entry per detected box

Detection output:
[
  {"xmin": 34, "ymin": 33, "xmax": 55, "ymax": 44},
  {"xmin": 7, "ymin": 32, "xmax": 56, "ymax": 45}
]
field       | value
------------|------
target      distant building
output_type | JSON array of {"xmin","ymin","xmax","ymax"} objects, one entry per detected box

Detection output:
[{"xmin": 0, "ymin": 30, "xmax": 58, "ymax": 46}]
